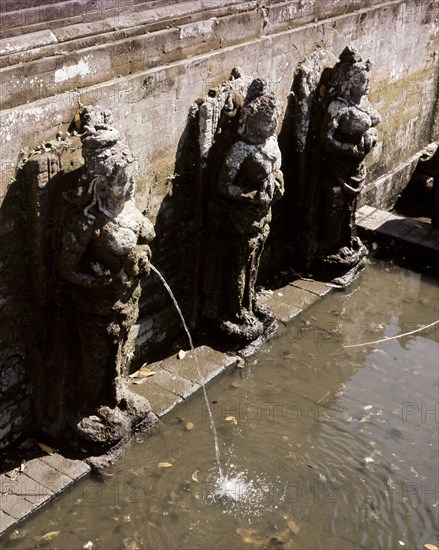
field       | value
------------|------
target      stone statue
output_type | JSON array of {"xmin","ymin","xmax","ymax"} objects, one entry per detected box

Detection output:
[
  {"xmin": 317, "ymin": 47, "xmax": 381, "ymax": 277},
  {"xmin": 287, "ymin": 47, "xmax": 381, "ymax": 284},
  {"xmin": 202, "ymin": 91, "xmax": 284, "ymax": 342},
  {"xmin": 57, "ymin": 106, "xmax": 155, "ymax": 448}
]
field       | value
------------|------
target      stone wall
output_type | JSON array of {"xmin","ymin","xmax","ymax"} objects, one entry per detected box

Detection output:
[{"xmin": 0, "ymin": 0, "xmax": 438, "ymax": 448}]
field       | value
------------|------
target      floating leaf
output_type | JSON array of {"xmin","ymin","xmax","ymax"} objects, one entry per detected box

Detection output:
[
  {"xmin": 231, "ymin": 381, "xmax": 241, "ymax": 388},
  {"xmin": 235, "ymin": 356, "xmax": 245, "ymax": 368},
  {"xmin": 241, "ymin": 535, "xmax": 263, "ymax": 544},
  {"xmin": 83, "ymin": 542, "xmax": 93, "ymax": 550},
  {"xmin": 225, "ymin": 416, "xmax": 238, "ymax": 425},
  {"xmin": 235, "ymin": 528, "xmax": 265, "ymax": 545},
  {"xmin": 38, "ymin": 531, "xmax": 60, "ymax": 542},
  {"xmin": 122, "ymin": 538, "xmax": 139, "ymax": 550},
  {"xmin": 177, "ymin": 350, "xmax": 186, "ymax": 360},
  {"xmin": 37, "ymin": 442, "xmax": 55, "ymax": 455},
  {"xmin": 158, "ymin": 462, "xmax": 173, "ymax": 468},
  {"xmin": 287, "ymin": 519, "xmax": 300, "ymax": 535},
  {"xmin": 363, "ymin": 404, "xmax": 373, "ymax": 410},
  {"xmin": 424, "ymin": 545, "xmax": 439, "ymax": 550},
  {"xmin": 236, "ymin": 528, "xmax": 257, "ymax": 537},
  {"xmin": 137, "ymin": 366, "xmax": 156, "ymax": 377},
  {"xmin": 185, "ymin": 422, "xmax": 194, "ymax": 431},
  {"xmin": 191, "ymin": 470, "xmax": 199, "ymax": 483}
]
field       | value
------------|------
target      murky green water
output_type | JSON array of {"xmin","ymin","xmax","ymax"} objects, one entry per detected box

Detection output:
[{"xmin": 2, "ymin": 260, "xmax": 438, "ymax": 550}]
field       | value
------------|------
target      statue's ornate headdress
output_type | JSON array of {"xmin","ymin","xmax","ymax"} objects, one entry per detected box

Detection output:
[
  {"xmin": 239, "ymin": 93, "xmax": 280, "ymax": 141},
  {"xmin": 324, "ymin": 46, "xmax": 372, "ymax": 100},
  {"xmin": 79, "ymin": 106, "xmax": 137, "ymax": 216}
]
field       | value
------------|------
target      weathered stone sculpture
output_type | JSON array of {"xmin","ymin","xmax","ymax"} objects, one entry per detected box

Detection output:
[
  {"xmin": 288, "ymin": 46, "xmax": 381, "ymax": 284},
  {"xmin": 57, "ymin": 106, "xmax": 155, "ymax": 449},
  {"xmin": 317, "ymin": 47, "xmax": 381, "ymax": 277},
  {"xmin": 202, "ymin": 89, "xmax": 284, "ymax": 342}
]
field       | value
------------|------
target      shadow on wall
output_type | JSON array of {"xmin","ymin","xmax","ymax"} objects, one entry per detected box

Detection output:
[
  {"xmin": 134, "ymin": 100, "xmax": 205, "ymax": 365},
  {"xmin": 0, "ymin": 170, "xmax": 32, "ymax": 450},
  {"xmin": 1, "ymin": 139, "xmax": 83, "ymax": 448},
  {"xmin": 394, "ymin": 144, "xmax": 439, "ymax": 226},
  {"xmin": 20, "ymin": 140, "xmax": 85, "ymax": 441}
]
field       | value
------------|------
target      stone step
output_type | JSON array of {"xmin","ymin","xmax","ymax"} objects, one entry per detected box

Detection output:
[
  {"xmin": 0, "ymin": 454, "xmax": 90, "ymax": 537},
  {"xmin": 356, "ymin": 205, "xmax": 439, "ymax": 266}
]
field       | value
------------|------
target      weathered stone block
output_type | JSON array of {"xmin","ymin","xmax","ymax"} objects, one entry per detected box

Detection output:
[
  {"xmin": 161, "ymin": 346, "xmax": 236, "ymax": 386},
  {"xmin": 131, "ymin": 378, "xmax": 182, "ymax": 418},
  {"xmin": 39, "ymin": 455, "xmax": 90, "ymax": 481},
  {"xmin": 147, "ymin": 368, "xmax": 199, "ymax": 399},
  {"xmin": 0, "ymin": 510, "xmax": 15, "ymax": 535},
  {"xmin": 0, "ymin": 355, "xmax": 24, "ymax": 395},
  {"xmin": 22, "ymin": 460, "xmax": 73, "ymax": 494}
]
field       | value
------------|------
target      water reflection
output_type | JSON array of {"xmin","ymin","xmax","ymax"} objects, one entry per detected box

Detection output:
[{"xmin": 1, "ymin": 260, "xmax": 438, "ymax": 550}]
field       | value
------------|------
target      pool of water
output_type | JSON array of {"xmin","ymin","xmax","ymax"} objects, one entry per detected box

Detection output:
[{"xmin": 2, "ymin": 260, "xmax": 438, "ymax": 549}]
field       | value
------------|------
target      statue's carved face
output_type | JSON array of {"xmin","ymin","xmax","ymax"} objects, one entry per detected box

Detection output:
[
  {"xmin": 349, "ymin": 68, "xmax": 370, "ymax": 97},
  {"xmin": 240, "ymin": 111, "xmax": 277, "ymax": 142},
  {"xmin": 96, "ymin": 165, "xmax": 132, "ymax": 205},
  {"xmin": 238, "ymin": 95, "xmax": 279, "ymax": 143}
]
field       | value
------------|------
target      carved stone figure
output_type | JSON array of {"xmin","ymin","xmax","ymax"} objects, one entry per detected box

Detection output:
[
  {"xmin": 288, "ymin": 47, "xmax": 381, "ymax": 284},
  {"xmin": 202, "ymin": 91, "xmax": 284, "ymax": 342},
  {"xmin": 57, "ymin": 106, "xmax": 155, "ymax": 448},
  {"xmin": 317, "ymin": 47, "xmax": 381, "ymax": 276}
]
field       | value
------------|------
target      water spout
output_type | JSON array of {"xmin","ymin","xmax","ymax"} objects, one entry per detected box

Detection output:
[{"xmin": 149, "ymin": 264, "xmax": 223, "ymax": 478}]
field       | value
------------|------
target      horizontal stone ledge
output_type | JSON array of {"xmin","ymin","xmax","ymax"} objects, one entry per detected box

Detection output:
[
  {"xmin": 0, "ymin": 1, "xmax": 262, "ymax": 56},
  {"xmin": 0, "ymin": 29, "xmax": 57, "ymax": 56},
  {"xmin": 0, "ymin": 454, "xmax": 90, "ymax": 537},
  {"xmin": 0, "ymin": 0, "xmax": 403, "ymax": 110},
  {"xmin": 0, "ymin": 0, "xmax": 384, "ymax": 43}
]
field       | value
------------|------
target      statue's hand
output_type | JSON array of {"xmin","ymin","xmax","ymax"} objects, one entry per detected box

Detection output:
[
  {"xmin": 363, "ymin": 128, "xmax": 378, "ymax": 153},
  {"xmin": 352, "ymin": 141, "xmax": 367, "ymax": 159},
  {"xmin": 136, "ymin": 245, "xmax": 152, "ymax": 276},
  {"xmin": 255, "ymin": 175, "xmax": 278, "ymax": 205}
]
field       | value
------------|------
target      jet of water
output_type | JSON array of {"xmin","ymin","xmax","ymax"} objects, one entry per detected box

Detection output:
[{"xmin": 149, "ymin": 264, "xmax": 223, "ymax": 478}]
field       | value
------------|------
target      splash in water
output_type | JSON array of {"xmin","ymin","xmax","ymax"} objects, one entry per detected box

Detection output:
[{"xmin": 206, "ymin": 466, "xmax": 274, "ymax": 516}]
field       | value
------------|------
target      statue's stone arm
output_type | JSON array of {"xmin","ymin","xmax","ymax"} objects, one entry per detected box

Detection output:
[
  {"xmin": 59, "ymin": 218, "xmax": 110, "ymax": 288},
  {"xmin": 370, "ymin": 105, "xmax": 381, "ymax": 127},
  {"xmin": 138, "ymin": 216, "xmax": 156, "ymax": 245},
  {"xmin": 252, "ymin": 140, "xmax": 284, "ymax": 206},
  {"xmin": 272, "ymin": 169, "xmax": 284, "ymax": 201},
  {"xmin": 133, "ymin": 217, "xmax": 155, "ymax": 275},
  {"xmin": 216, "ymin": 142, "xmax": 256, "ymax": 202},
  {"xmin": 320, "ymin": 100, "xmax": 366, "ymax": 159}
]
